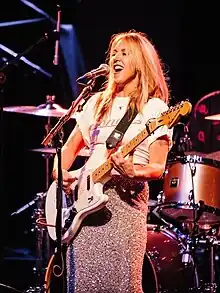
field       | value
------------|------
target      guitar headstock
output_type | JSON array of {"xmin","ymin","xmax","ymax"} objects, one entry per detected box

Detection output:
[
  {"xmin": 160, "ymin": 100, "xmax": 192, "ymax": 128},
  {"xmin": 147, "ymin": 100, "xmax": 192, "ymax": 132}
]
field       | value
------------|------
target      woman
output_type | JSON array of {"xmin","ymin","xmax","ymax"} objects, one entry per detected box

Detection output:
[{"xmin": 52, "ymin": 30, "xmax": 173, "ymax": 293}]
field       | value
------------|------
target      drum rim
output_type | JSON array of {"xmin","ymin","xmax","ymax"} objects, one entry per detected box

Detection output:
[
  {"xmin": 167, "ymin": 154, "xmax": 220, "ymax": 169},
  {"xmin": 147, "ymin": 223, "xmax": 181, "ymax": 242}
]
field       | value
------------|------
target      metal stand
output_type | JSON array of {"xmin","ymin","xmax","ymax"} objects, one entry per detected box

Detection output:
[
  {"xmin": 26, "ymin": 192, "xmax": 51, "ymax": 293},
  {"xmin": 41, "ymin": 94, "xmax": 59, "ymax": 190},
  {"xmin": 183, "ymin": 156, "xmax": 219, "ymax": 292},
  {"xmin": 197, "ymin": 226, "xmax": 220, "ymax": 293},
  {"xmin": 11, "ymin": 192, "xmax": 51, "ymax": 293}
]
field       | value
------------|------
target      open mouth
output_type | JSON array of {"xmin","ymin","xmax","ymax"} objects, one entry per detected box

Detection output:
[{"xmin": 113, "ymin": 64, "xmax": 124, "ymax": 73}]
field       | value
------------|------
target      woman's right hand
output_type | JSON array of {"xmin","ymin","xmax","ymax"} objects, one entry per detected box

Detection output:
[{"xmin": 53, "ymin": 169, "xmax": 77, "ymax": 194}]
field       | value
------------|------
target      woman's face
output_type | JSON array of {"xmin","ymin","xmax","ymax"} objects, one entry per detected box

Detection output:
[{"xmin": 109, "ymin": 39, "xmax": 138, "ymax": 87}]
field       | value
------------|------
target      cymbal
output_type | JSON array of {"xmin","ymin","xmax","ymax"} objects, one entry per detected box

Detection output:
[
  {"xmin": 205, "ymin": 114, "xmax": 220, "ymax": 120},
  {"xmin": 29, "ymin": 147, "xmax": 56, "ymax": 154},
  {"xmin": 29, "ymin": 147, "xmax": 90, "ymax": 157},
  {"xmin": 3, "ymin": 103, "xmax": 69, "ymax": 118}
]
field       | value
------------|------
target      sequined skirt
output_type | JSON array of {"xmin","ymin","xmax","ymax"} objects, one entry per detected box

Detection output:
[{"xmin": 66, "ymin": 176, "xmax": 149, "ymax": 293}]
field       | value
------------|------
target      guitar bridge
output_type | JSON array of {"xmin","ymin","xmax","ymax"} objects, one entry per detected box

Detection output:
[{"xmin": 74, "ymin": 185, "xmax": 78, "ymax": 201}]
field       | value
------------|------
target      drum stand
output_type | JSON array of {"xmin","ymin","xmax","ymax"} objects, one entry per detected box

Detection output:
[
  {"xmin": 25, "ymin": 192, "xmax": 51, "ymax": 293},
  {"xmin": 195, "ymin": 225, "xmax": 220, "ymax": 293},
  {"xmin": 187, "ymin": 160, "xmax": 219, "ymax": 293}
]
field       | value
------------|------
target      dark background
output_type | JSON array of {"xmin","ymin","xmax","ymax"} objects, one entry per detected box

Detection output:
[{"xmin": 1, "ymin": 0, "xmax": 220, "ymax": 291}]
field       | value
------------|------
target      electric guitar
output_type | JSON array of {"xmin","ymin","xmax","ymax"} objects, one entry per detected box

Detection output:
[{"xmin": 45, "ymin": 100, "xmax": 192, "ymax": 244}]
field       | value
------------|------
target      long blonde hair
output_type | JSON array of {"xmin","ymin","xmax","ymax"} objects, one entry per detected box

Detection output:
[{"xmin": 94, "ymin": 30, "xmax": 170, "ymax": 121}]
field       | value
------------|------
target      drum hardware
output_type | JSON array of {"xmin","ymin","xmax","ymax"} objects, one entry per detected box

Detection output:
[
  {"xmin": 156, "ymin": 190, "xmax": 165, "ymax": 205},
  {"xmin": 181, "ymin": 235, "xmax": 193, "ymax": 266},
  {"xmin": 26, "ymin": 191, "xmax": 52, "ymax": 293},
  {"xmin": 196, "ymin": 225, "xmax": 220, "ymax": 293},
  {"xmin": 0, "ymin": 282, "xmax": 25, "ymax": 293},
  {"xmin": 11, "ymin": 192, "xmax": 51, "ymax": 293}
]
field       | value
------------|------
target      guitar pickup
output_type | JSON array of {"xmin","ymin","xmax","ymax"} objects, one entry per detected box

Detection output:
[
  {"xmin": 87, "ymin": 175, "xmax": 90, "ymax": 190},
  {"xmin": 74, "ymin": 185, "xmax": 78, "ymax": 201}
]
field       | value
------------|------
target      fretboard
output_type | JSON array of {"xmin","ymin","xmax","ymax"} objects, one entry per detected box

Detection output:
[{"xmin": 92, "ymin": 125, "xmax": 155, "ymax": 183}]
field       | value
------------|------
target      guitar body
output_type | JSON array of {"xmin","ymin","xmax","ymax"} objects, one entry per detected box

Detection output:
[{"xmin": 45, "ymin": 168, "xmax": 109, "ymax": 244}]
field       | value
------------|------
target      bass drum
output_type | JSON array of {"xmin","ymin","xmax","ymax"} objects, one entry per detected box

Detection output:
[{"xmin": 142, "ymin": 224, "xmax": 199, "ymax": 293}]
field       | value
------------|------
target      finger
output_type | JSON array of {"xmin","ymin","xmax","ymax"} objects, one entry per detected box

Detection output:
[
  {"xmin": 125, "ymin": 150, "xmax": 134, "ymax": 161},
  {"xmin": 68, "ymin": 177, "xmax": 77, "ymax": 183},
  {"xmin": 64, "ymin": 187, "xmax": 72, "ymax": 196},
  {"xmin": 128, "ymin": 151, "xmax": 134, "ymax": 161},
  {"xmin": 63, "ymin": 181, "xmax": 70, "ymax": 187},
  {"xmin": 63, "ymin": 177, "xmax": 76, "ymax": 183},
  {"xmin": 111, "ymin": 155, "xmax": 121, "ymax": 166}
]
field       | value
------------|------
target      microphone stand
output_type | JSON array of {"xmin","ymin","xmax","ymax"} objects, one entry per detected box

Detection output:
[{"xmin": 41, "ymin": 76, "xmax": 95, "ymax": 290}]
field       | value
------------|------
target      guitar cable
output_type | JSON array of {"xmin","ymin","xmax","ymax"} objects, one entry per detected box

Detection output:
[{"xmin": 36, "ymin": 217, "xmax": 55, "ymax": 227}]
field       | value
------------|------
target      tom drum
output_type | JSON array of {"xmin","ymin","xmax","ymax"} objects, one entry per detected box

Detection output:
[{"xmin": 162, "ymin": 155, "xmax": 220, "ymax": 225}]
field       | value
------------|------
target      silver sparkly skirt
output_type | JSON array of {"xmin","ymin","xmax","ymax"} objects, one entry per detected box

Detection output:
[{"xmin": 66, "ymin": 176, "xmax": 149, "ymax": 293}]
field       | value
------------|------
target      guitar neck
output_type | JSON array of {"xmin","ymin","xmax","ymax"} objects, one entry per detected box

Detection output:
[
  {"xmin": 91, "ymin": 100, "xmax": 192, "ymax": 183},
  {"xmin": 92, "ymin": 124, "xmax": 154, "ymax": 183}
]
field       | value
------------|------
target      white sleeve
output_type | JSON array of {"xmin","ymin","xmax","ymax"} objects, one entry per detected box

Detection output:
[
  {"xmin": 144, "ymin": 98, "xmax": 173, "ymax": 150},
  {"xmin": 75, "ymin": 93, "xmax": 100, "ymax": 146}
]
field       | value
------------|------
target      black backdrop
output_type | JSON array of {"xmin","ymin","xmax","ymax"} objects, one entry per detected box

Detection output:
[{"xmin": 1, "ymin": 0, "xmax": 220, "ymax": 290}]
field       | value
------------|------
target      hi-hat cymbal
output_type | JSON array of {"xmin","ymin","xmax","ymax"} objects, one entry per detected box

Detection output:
[
  {"xmin": 29, "ymin": 147, "xmax": 90, "ymax": 157},
  {"xmin": 3, "ymin": 103, "xmax": 69, "ymax": 118},
  {"xmin": 205, "ymin": 114, "xmax": 220, "ymax": 120}
]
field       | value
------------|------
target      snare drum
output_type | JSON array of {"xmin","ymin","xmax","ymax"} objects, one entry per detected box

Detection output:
[{"xmin": 162, "ymin": 154, "xmax": 220, "ymax": 224}]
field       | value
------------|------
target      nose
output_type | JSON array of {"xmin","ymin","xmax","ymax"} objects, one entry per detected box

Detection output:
[{"xmin": 112, "ymin": 52, "xmax": 122, "ymax": 62}]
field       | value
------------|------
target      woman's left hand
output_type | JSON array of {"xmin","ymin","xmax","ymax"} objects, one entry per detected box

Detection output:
[{"xmin": 110, "ymin": 150, "xmax": 135, "ymax": 178}]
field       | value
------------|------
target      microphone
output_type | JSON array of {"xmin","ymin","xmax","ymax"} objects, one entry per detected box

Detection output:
[{"xmin": 76, "ymin": 64, "xmax": 109, "ymax": 83}]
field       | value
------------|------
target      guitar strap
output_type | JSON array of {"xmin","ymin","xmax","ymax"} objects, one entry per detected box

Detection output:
[{"xmin": 106, "ymin": 106, "xmax": 138, "ymax": 149}]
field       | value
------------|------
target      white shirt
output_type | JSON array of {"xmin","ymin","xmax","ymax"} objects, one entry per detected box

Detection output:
[{"xmin": 76, "ymin": 94, "xmax": 173, "ymax": 169}]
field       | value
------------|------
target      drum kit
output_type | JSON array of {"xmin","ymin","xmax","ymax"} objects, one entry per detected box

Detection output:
[
  {"xmin": 145, "ymin": 116, "xmax": 220, "ymax": 293},
  {"xmin": 4, "ymin": 100, "xmax": 220, "ymax": 293}
]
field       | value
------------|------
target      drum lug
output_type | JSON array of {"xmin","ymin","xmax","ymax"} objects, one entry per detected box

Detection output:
[{"xmin": 157, "ymin": 191, "xmax": 165, "ymax": 204}]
